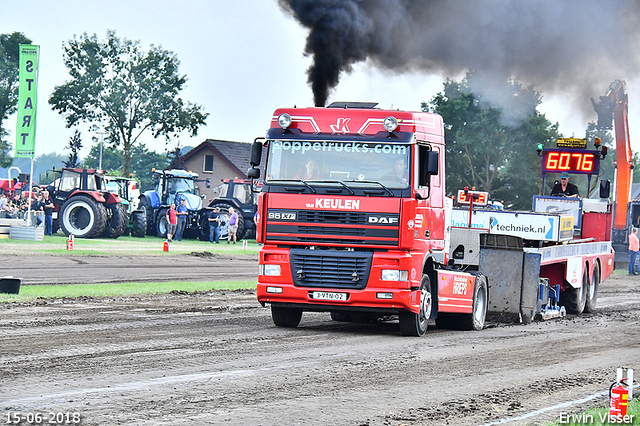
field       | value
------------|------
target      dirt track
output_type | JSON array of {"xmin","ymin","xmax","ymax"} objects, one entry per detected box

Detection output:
[{"xmin": 1, "ymin": 257, "xmax": 640, "ymax": 426}]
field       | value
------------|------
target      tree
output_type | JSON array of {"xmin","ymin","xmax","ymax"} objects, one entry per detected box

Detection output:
[
  {"xmin": 424, "ymin": 76, "xmax": 560, "ymax": 210},
  {"xmin": 0, "ymin": 32, "xmax": 32, "ymax": 168},
  {"xmin": 63, "ymin": 130, "xmax": 83, "ymax": 168},
  {"xmin": 49, "ymin": 30, "xmax": 208, "ymax": 176},
  {"xmin": 84, "ymin": 142, "xmax": 169, "ymax": 191},
  {"xmin": 167, "ymin": 145, "xmax": 184, "ymax": 170}
]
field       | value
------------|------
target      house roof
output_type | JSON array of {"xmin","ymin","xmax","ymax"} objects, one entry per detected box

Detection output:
[{"xmin": 181, "ymin": 139, "xmax": 266, "ymax": 179}]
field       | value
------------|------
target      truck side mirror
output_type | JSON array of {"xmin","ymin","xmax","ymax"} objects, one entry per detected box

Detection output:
[
  {"xmin": 250, "ymin": 141, "xmax": 263, "ymax": 167},
  {"xmin": 418, "ymin": 149, "xmax": 439, "ymax": 187},
  {"xmin": 206, "ymin": 178, "xmax": 211, "ymax": 188},
  {"xmin": 247, "ymin": 167, "xmax": 261, "ymax": 179}
]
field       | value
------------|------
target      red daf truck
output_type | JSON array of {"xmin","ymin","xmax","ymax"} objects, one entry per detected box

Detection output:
[{"xmin": 247, "ymin": 102, "xmax": 614, "ymax": 336}]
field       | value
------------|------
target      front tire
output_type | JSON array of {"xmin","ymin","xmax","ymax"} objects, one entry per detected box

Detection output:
[
  {"xmin": 156, "ymin": 208, "xmax": 168, "ymax": 238},
  {"xmin": 131, "ymin": 211, "xmax": 147, "ymax": 238},
  {"xmin": 139, "ymin": 196, "xmax": 155, "ymax": 236},
  {"xmin": 101, "ymin": 203, "xmax": 127, "ymax": 238},
  {"xmin": 399, "ymin": 275, "xmax": 432, "ymax": 336},
  {"xmin": 214, "ymin": 203, "xmax": 245, "ymax": 241},
  {"xmin": 271, "ymin": 306, "xmax": 303, "ymax": 328},
  {"xmin": 60, "ymin": 195, "xmax": 107, "ymax": 238}
]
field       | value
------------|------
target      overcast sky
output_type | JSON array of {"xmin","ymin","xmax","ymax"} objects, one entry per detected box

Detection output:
[{"xmin": 2, "ymin": 0, "xmax": 639, "ymax": 159}]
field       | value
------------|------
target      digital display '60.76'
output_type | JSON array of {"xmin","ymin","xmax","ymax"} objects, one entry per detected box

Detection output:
[{"xmin": 542, "ymin": 150, "xmax": 600, "ymax": 174}]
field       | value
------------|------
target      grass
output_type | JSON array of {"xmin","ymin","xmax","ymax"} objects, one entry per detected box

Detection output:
[
  {"xmin": 0, "ymin": 280, "xmax": 257, "ymax": 303},
  {"xmin": 544, "ymin": 397, "xmax": 639, "ymax": 425},
  {"xmin": 0, "ymin": 233, "xmax": 260, "ymax": 302},
  {"xmin": 0, "ymin": 233, "xmax": 260, "ymax": 256}
]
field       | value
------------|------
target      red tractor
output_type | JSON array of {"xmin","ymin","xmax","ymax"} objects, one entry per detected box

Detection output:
[{"xmin": 46, "ymin": 168, "xmax": 125, "ymax": 238}]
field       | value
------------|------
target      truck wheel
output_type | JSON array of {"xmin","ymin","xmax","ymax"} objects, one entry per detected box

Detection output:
[
  {"xmin": 330, "ymin": 311, "xmax": 353, "ymax": 322},
  {"xmin": 271, "ymin": 306, "xmax": 302, "ymax": 328},
  {"xmin": 60, "ymin": 195, "xmax": 107, "ymax": 238},
  {"xmin": 461, "ymin": 274, "xmax": 488, "ymax": 331},
  {"xmin": 562, "ymin": 270, "xmax": 588, "ymax": 314},
  {"xmin": 101, "ymin": 203, "xmax": 127, "ymax": 238},
  {"xmin": 131, "ymin": 211, "xmax": 147, "ymax": 238},
  {"xmin": 399, "ymin": 275, "xmax": 432, "ymax": 336},
  {"xmin": 584, "ymin": 263, "xmax": 600, "ymax": 313},
  {"xmin": 156, "ymin": 208, "xmax": 168, "ymax": 238},
  {"xmin": 215, "ymin": 203, "xmax": 245, "ymax": 241},
  {"xmin": 139, "ymin": 196, "xmax": 155, "ymax": 236}
]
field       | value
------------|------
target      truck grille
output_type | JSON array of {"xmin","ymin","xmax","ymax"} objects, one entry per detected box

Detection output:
[
  {"xmin": 266, "ymin": 209, "xmax": 399, "ymax": 246},
  {"xmin": 290, "ymin": 248, "xmax": 373, "ymax": 290}
]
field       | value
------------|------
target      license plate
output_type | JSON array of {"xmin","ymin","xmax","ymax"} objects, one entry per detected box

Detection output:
[{"xmin": 312, "ymin": 291, "xmax": 348, "ymax": 301}]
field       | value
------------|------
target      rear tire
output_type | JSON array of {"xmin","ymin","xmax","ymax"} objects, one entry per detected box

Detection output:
[
  {"xmin": 101, "ymin": 203, "xmax": 127, "ymax": 238},
  {"xmin": 460, "ymin": 274, "xmax": 488, "ymax": 331},
  {"xmin": 584, "ymin": 263, "xmax": 600, "ymax": 313},
  {"xmin": 561, "ymin": 270, "xmax": 588, "ymax": 314},
  {"xmin": 271, "ymin": 306, "xmax": 302, "ymax": 328},
  {"xmin": 60, "ymin": 195, "xmax": 107, "ymax": 238},
  {"xmin": 139, "ymin": 196, "xmax": 155, "ymax": 236},
  {"xmin": 131, "ymin": 211, "xmax": 147, "ymax": 238},
  {"xmin": 399, "ymin": 275, "xmax": 431, "ymax": 336},
  {"xmin": 215, "ymin": 203, "xmax": 245, "ymax": 241}
]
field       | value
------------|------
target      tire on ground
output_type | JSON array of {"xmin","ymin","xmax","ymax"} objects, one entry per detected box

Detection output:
[
  {"xmin": 60, "ymin": 195, "xmax": 107, "ymax": 238},
  {"xmin": 139, "ymin": 196, "xmax": 155, "ymax": 236},
  {"xmin": 561, "ymin": 270, "xmax": 588, "ymax": 314},
  {"xmin": 584, "ymin": 263, "xmax": 600, "ymax": 313},
  {"xmin": 460, "ymin": 274, "xmax": 488, "ymax": 331},
  {"xmin": 271, "ymin": 306, "xmax": 303, "ymax": 328},
  {"xmin": 101, "ymin": 203, "xmax": 127, "ymax": 238},
  {"xmin": 399, "ymin": 274, "xmax": 432, "ymax": 336},
  {"xmin": 214, "ymin": 203, "xmax": 245, "ymax": 241},
  {"xmin": 156, "ymin": 208, "xmax": 168, "ymax": 238},
  {"xmin": 131, "ymin": 211, "xmax": 147, "ymax": 238}
]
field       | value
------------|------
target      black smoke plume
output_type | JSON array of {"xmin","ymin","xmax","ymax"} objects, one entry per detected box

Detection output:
[{"xmin": 278, "ymin": 0, "xmax": 640, "ymax": 119}]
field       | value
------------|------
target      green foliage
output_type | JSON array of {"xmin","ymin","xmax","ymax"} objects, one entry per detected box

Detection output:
[
  {"xmin": 0, "ymin": 32, "xmax": 33, "ymax": 167},
  {"xmin": 49, "ymin": 30, "xmax": 208, "ymax": 176},
  {"xmin": 424, "ymin": 76, "xmax": 560, "ymax": 210},
  {"xmin": 63, "ymin": 129, "xmax": 83, "ymax": 168},
  {"xmin": 84, "ymin": 142, "xmax": 169, "ymax": 191}
]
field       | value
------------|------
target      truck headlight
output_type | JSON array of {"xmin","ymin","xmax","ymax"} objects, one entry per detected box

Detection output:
[
  {"xmin": 278, "ymin": 113, "xmax": 292, "ymax": 129},
  {"xmin": 259, "ymin": 264, "xmax": 281, "ymax": 276},
  {"xmin": 383, "ymin": 116, "xmax": 398, "ymax": 132},
  {"xmin": 381, "ymin": 269, "xmax": 408, "ymax": 281}
]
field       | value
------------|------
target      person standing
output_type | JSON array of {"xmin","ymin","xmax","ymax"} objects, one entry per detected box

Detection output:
[
  {"xmin": 208, "ymin": 206, "xmax": 221, "ymax": 243},
  {"xmin": 166, "ymin": 203, "xmax": 178, "ymax": 242},
  {"xmin": 227, "ymin": 207, "xmax": 238, "ymax": 244},
  {"xmin": 175, "ymin": 198, "xmax": 188, "ymax": 241},
  {"xmin": 42, "ymin": 190, "xmax": 55, "ymax": 236},
  {"xmin": 629, "ymin": 228, "xmax": 639, "ymax": 275}
]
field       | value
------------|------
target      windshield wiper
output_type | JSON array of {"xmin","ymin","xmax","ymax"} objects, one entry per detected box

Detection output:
[
  {"xmin": 351, "ymin": 181, "xmax": 394, "ymax": 196},
  {"xmin": 270, "ymin": 179, "xmax": 317, "ymax": 193}
]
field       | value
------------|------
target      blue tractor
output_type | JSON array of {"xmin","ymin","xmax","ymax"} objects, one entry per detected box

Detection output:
[{"xmin": 139, "ymin": 169, "xmax": 208, "ymax": 239}]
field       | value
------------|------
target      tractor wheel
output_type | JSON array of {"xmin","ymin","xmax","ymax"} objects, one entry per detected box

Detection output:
[
  {"xmin": 561, "ymin": 270, "xmax": 588, "ymax": 315},
  {"xmin": 139, "ymin": 196, "xmax": 155, "ymax": 236},
  {"xmin": 156, "ymin": 208, "xmax": 169, "ymax": 238},
  {"xmin": 399, "ymin": 275, "xmax": 432, "ymax": 337},
  {"xmin": 460, "ymin": 274, "xmax": 488, "ymax": 331},
  {"xmin": 131, "ymin": 211, "xmax": 147, "ymax": 238},
  {"xmin": 60, "ymin": 195, "xmax": 107, "ymax": 238},
  {"xmin": 215, "ymin": 203, "xmax": 245, "ymax": 241},
  {"xmin": 584, "ymin": 263, "xmax": 600, "ymax": 313},
  {"xmin": 198, "ymin": 210, "xmax": 211, "ymax": 241},
  {"xmin": 101, "ymin": 203, "xmax": 127, "ymax": 238},
  {"xmin": 52, "ymin": 218, "xmax": 60, "ymax": 234}
]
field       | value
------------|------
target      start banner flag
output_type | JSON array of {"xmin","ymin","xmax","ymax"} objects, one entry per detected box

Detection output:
[{"xmin": 15, "ymin": 44, "xmax": 39, "ymax": 158}]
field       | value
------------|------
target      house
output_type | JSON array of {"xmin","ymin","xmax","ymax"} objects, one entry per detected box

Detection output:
[{"xmin": 180, "ymin": 139, "xmax": 265, "ymax": 202}]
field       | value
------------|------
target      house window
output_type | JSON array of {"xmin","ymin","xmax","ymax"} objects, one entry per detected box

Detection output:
[{"xmin": 203, "ymin": 155, "xmax": 214, "ymax": 173}]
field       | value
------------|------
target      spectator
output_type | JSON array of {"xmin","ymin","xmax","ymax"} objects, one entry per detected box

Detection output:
[
  {"xmin": 629, "ymin": 228, "xmax": 639, "ymax": 275},
  {"xmin": 208, "ymin": 206, "xmax": 221, "ymax": 243},
  {"xmin": 227, "ymin": 207, "xmax": 238, "ymax": 244},
  {"xmin": 0, "ymin": 191, "xmax": 14, "ymax": 218},
  {"xmin": 166, "ymin": 203, "xmax": 178, "ymax": 242},
  {"xmin": 175, "ymin": 198, "xmax": 188, "ymax": 241},
  {"xmin": 32, "ymin": 193, "xmax": 44, "ymax": 226},
  {"xmin": 42, "ymin": 190, "xmax": 55, "ymax": 236}
]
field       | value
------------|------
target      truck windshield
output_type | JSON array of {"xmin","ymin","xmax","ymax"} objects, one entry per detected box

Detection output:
[{"xmin": 265, "ymin": 140, "xmax": 410, "ymax": 188}]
